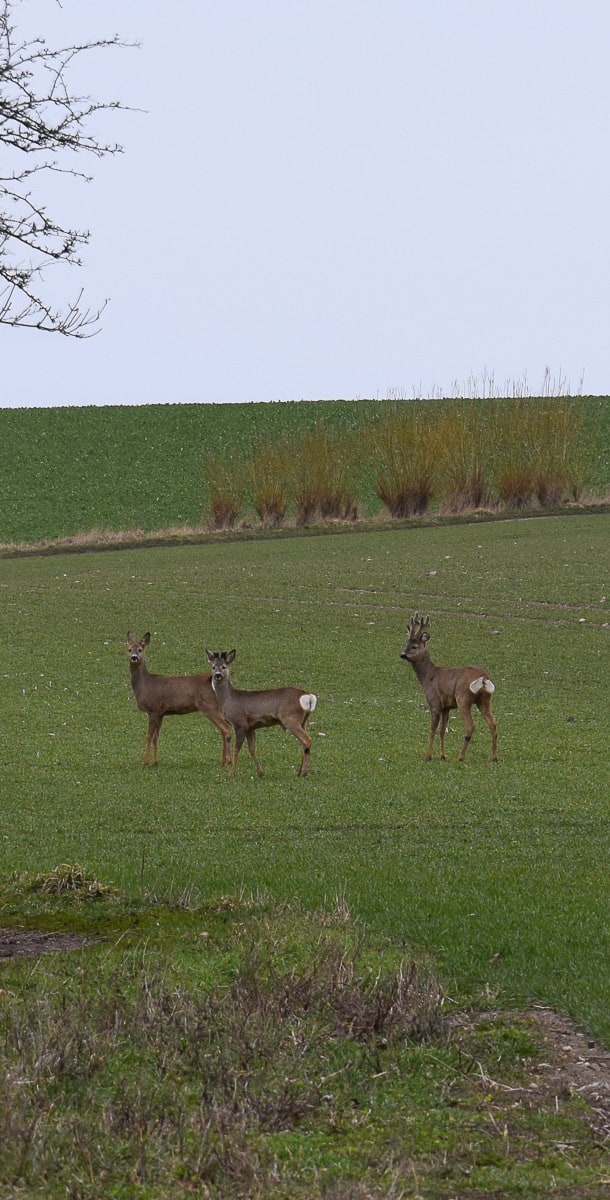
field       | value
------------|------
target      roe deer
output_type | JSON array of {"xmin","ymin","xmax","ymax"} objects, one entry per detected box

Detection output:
[
  {"xmin": 205, "ymin": 650, "xmax": 317, "ymax": 777},
  {"xmin": 127, "ymin": 632, "xmax": 232, "ymax": 767},
  {"xmin": 400, "ymin": 613, "xmax": 498, "ymax": 762}
]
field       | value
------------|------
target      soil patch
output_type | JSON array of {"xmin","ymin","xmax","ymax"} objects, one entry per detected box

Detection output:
[
  {"xmin": 452, "ymin": 1006, "xmax": 610, "ymax": 1144},
  {"xmin": 0, "ymin": 927, "xmax": 102, "ymax": 959},
  {"xmin": 524, "ymin": 1006, "xmax": 610, "ymax": 1142}
]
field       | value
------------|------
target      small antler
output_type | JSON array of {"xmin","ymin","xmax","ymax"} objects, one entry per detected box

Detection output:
[{"xmin": 408, "ymin": 611, "xmax": 430, "ymax": 639}]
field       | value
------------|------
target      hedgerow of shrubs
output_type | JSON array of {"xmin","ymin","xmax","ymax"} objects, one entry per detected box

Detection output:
[{"xmin": 204, "ymin": 398, "xmax": 589, "ymax": 530}]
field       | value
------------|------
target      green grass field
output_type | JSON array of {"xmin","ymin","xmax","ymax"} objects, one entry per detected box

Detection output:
[
  {"xmin": 1, "ymin": 410, "xmax": 609, "ymax": 1197},
  {"xmin": 2, "ymin": 513, "xmax": 608, "ymax": 1044}
]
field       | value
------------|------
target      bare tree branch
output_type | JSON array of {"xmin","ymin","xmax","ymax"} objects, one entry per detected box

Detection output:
[{"xmin": 0, "ymin": 0, "xmax": 134, "ymax": 336}]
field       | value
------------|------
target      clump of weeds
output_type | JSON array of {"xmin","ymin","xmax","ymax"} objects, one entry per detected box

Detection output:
[
  {"xmin": 0, "ymin": 895, "xmax": 604, "ymax": 1199},
  {"xmin": 248, "ymin": 435, "xmax": 292, "ymax": 526},
  {"xmin": 369, "ymin": 403, "xmax": 440, "ymax": 517},
  {"xmin": 28, "ymin": 863, "xmax": 119, "ymax": 899},
  {"xmin": 491, "ymin": 396, "xmax": 585, "ymax": 509},
  {"xmin": 292, "ymin": 424, "xmax": 360, "ymax": 524},
  {"xmin": 205, "ymin": 452, "xmax": 245, "ymax": 529}
]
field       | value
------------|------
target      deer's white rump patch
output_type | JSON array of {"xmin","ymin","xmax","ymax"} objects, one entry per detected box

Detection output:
[
  {"xmin": 469, "ymin": 676, "xmax": 495, "ymax": 695},
  {"xmin": 299, "ymin": 693, "xmax": 317, "ymax": 712}
]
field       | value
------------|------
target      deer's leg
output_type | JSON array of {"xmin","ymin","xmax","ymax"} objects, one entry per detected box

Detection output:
[
  {"xmin": 231, "ymin": 727, "xmax": 263, "ymax": 777},
  {"xmin": 230, "ymin": 727, "xmax": 246, "ymax": 776},
  {"xmin": 245, "ymin": 730, "xmax": 264, "ymax": 776},
  {"xmin": 221, "ymin": 720, "xmax": 233, "ymax": 766},
  {"xmin": 438, "ymin": 709, "xmax": 450, "ymax": 761},
  {"xmin": 142, "ymin": 722, "xmax": 151, "ymax": 767},
  {"xmin": 457, "ymin": 700, "xmax": 475, "ymax": 761},
  {"xmin": 144, "ymin": 714, "xmax": 161, "ymax": 767},
  {"xmin": 426, "ymin": 711, "xmax": 441, "ymax": 760},
  {"xmin": 478, "ymin": 695, "xmax": 498, "ymax": 762},
  {"xmin": 203, "ymin": 709, "xmax": 233, "ymax": 766},
  {"xmin": 284, "ymin": 716, "xmax": 313, "ymax": 777}
]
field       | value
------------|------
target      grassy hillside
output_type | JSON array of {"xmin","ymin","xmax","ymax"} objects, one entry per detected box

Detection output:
[
  {"xmin": 1, "ymin": 445, "xmax": 608, "ymax": 1195},
  {"xmin": 0, "ymin": 400, "xmax": 365, "ymax": 543},
  {"xmin": 0, "ymin": 396, "xmax": 608, "ymax": 544},
  {"xmin": 1, "ymin": 514, "xmax": 608, "ymax": 1042}
]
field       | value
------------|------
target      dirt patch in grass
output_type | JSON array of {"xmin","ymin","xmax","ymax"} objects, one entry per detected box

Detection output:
[
  {"xmin": 522, "ymin": 1006, "xmax": 610, "ymax": 1142},
  {"xmin": 451, "ymin": 1006, "xmax": 610, "ymax": 1144},
  {"xmin": 0, "ymin": 927, "xmax": 102, "ymax": 959}
]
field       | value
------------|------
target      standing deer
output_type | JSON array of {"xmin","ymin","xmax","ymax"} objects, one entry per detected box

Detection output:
[
  {"xmin": 400, "ymin": 613, "xmax": 498, "ymax": 762},
  {"xmin": 205, "ymin": 650, "xmax": 317, "ymax": 777},
  {"xmin": 127, "ymin": 632, "xmax": 232, "ymax": 767}
]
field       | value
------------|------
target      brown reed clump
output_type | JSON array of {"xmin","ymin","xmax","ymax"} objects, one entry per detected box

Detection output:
[
  {"xmin": 247, "ymin": 436, "xmax": 292, "ymax": 526},
  {"xmin": 437, "ymin": 402, "xmax": 491, "ymax": 513},
  {"xmin": 369, "ymin": 404, "xmax": 439, "ymax": 517},
  {"xmin": 491, "ymin": 397, "xmax": 584, "ymax": 510},
  {"xmin": 291, "ymin": 424, "xmax": 359, "ymax": 524},
  {"xmin": 205, "ymin": 453, "xmax": 245, "ymax": 529}
]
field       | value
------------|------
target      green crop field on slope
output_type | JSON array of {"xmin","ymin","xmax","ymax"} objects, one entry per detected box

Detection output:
[{"xmin": 0, "ymin": 395, "xmax": 608, "ymax": 544}]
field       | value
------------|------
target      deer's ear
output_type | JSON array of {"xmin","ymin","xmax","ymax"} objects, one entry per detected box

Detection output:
[
  {"xmin": 206, "ymin": 649, "xmax": 215, "ymax": 663},
  {"xmin": 142, "ymin": 632, "xmax": 151, "ymax": 646},
  {"xmin": 421, "ymin": 631, "xmax": 430, "ymax": 643},
  {"xmin": 226, "ymin": 649, "xmax": 236, "ymax": 663},
  {"xmin": 126, "ymin": 631, "xmax": 133, "ymax": 643}
]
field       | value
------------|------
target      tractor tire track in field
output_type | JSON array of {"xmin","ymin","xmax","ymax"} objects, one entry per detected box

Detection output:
[{"xmin": 201, "ymin": 588, "xmax": 607, "ymax": 629}]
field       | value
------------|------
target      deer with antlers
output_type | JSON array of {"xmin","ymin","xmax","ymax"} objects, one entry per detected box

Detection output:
[
  {"xmin": 127, "ymin": 632, "xmax": 233, "ymax": 767},
  {"xmin": 206, "ymin": 650, "xmax": 317, "ymax": 777},
  {"xmin": 400, "ymin": 613, "xmax": 498, "ymax": 762}
]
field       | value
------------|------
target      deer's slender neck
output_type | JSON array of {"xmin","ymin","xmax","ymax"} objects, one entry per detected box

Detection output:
[
  {"xmin": 410, "ymin": 651, "xmax": 436, "ymax": 689},
  {"xmin": 130, "ymin": 660, "xmax": 149, "ymax": 694},
  {"xmin": 212, "ymin": 675, "xmax": 234, "ymax": 706}
]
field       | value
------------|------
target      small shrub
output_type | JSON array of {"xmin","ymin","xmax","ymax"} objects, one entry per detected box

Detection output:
[
  {"xmin": 248, "ymin": 437, "xmax": 291, "ymax": 526},
  {"xmin": 438, "ymin": 403, "xmax": 491, "ymax": 512},
  {"xmin": 491, "ymin": 397, "xmax": 585, "ymax": 510},
  {"xmin": 208, "ymin": 490, "xmax": 242, "ymax": 529},
  {"xmin": 205, "ymin": 453, "xmax": 245, "ymax": 529},
  {"xmin": 369, "ymin": 405, "xmax": 439, "ymax": 517},
  {"xmin": 292, "ymin": 425, "xmax": 359, "ymax": 524}
]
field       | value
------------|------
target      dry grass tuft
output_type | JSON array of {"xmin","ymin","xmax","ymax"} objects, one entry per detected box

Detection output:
[
  {"xmin": 0, "ymin": 909, "xmax": 445, "ymax": 1193},
  {"xmin": 25, "ymin": 863, "xmax": 119, "ymax": 899}
]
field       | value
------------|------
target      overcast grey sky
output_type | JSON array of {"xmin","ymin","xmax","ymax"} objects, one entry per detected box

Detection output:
[{"xmin": 1, "ymin": 1, "xmax": 609, "ymax": 408}]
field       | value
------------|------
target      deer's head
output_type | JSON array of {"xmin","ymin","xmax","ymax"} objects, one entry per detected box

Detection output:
[
  {"xmin": 400, "ymin": 613, "xmax": 431, "ymax": 663},
  {"xmin": 127, "ymin": 631, "xmax": 150, "ymax": 665},
  {"xmin": 206, "ymin": 649, "xmax": 236, "ymax": 685}
]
